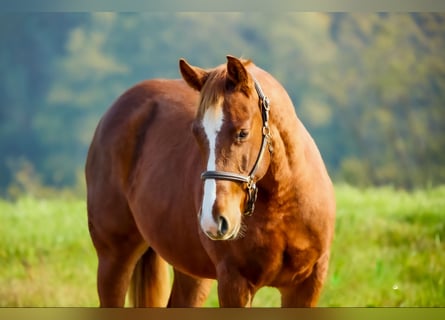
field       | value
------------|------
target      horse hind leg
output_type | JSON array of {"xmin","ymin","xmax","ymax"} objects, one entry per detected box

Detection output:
[
  {"xmin": 88, "ymin": 192, "xmax": 153, "ymax": 307},
  {"xmin": 91, "ymin": 226, "xmax": 149, "ymax": 307},
  {"xmin": 128, "ymin": 248, "xmax": 171, "ymax": 307},
  {"xmin": 167, "ymin": 269, "xmax": 213, "ymax": 307},
  {"xmin": 95, "ymin": 252, "xmax": 137, "ymax": 306},
  {"xmin": 90, "ymin": 211, "xmax": 170, "ymax": 307}
]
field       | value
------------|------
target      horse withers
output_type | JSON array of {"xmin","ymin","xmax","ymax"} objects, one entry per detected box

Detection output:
[{"xmin": 85, "ymin": 55, "xmax": 335, "ymax": 307}]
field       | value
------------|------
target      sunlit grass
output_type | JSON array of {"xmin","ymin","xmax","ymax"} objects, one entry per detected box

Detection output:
[
  {"xmin": 319, "ymin": 184, "xmax": 445, "ymax": 307},
  {"xmin": 1, "ymin": 185, "xmax": 444, "ymax": 307},
  {"xmin": 0, "ymin": 196, "xmax": 97, "ymax": 306}
]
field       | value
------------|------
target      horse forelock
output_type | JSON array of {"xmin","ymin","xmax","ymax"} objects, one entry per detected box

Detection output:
[
  {"xmin": 196, "ymin": 59, "xmax": 254, "ymax": 120},
  {"xmin": 196, "ymin": 70, "xmax": 224, "ymax": 118}
]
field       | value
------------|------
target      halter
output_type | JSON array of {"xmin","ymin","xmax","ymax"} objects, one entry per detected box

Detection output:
[{"xmin": 200, "ymin": 77, "xmax": 273, "ymax": 216}]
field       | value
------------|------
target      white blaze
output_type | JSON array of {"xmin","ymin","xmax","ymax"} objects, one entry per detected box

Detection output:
[{"xmin": 201, "ymin": 105, "xmax": 224, "ymax": 234}]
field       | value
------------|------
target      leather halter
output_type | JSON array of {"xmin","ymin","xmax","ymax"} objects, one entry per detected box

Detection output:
[{"xmin": 200, "ymin": 77, "xmax": 273, "ymax": 216}]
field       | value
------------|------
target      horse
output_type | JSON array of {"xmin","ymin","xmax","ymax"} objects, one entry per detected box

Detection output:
[{"xmin": 85, "ymin": 55, "xmax": 336, "ymax": 307}]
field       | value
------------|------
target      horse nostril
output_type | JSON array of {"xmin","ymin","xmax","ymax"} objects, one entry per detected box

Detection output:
[{"xmin": 218, "ymin": 216, "xmax": 229, "ymax": 236}]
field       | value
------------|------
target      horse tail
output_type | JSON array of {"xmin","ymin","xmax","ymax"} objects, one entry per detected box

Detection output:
[{"xmin": 128, "ymin": 247, "xmax": 171, "ymax": 307}]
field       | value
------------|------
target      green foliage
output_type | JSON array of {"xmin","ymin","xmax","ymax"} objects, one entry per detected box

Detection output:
[
  {"xmin": 0, "ymin": 13, "xmax": 444, "ymax": 191},
  {"xmin": 326, "ymin": 13, "xmax": 445, "ymax": 188},
  {"xmin": 1, "ymin": 185, "xmax": 444, "ymax": 306}
]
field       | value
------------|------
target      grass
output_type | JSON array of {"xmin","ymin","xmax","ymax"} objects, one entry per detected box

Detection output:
[
  {"xmin": 0, "ymin": 196, "xmax": 97, "ymax": 306},
  {"xmin": 0, "ymin": 184, "xmax": 444, "ymax": 307},
  {"xmin": 322, "ymin": 185, "xmax": 445, "ymax": 307}
]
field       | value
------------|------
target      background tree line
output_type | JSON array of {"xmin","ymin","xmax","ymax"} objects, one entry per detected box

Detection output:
[{"xmin": 0, "ymin": 12, "xmax": 444, "ymax": 195}]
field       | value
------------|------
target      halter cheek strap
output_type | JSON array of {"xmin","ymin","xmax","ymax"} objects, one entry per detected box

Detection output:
[{"xmin": 200, "ymin": 76, "xmax": 273, "ymax": 216}]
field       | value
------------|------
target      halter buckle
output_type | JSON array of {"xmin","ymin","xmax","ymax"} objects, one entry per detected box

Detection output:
[{"xmin": 244, "ymin": 181, "xmax": 258, "ymax": 216}]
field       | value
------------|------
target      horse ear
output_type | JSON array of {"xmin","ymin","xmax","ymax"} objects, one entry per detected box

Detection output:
[
  {"xmin": 226, "ymin": 55, "xmax": 249, "ymax": 91},
  {"xmin": 179, "ymin": 58, "xmax": 208, "ymax": 92}
]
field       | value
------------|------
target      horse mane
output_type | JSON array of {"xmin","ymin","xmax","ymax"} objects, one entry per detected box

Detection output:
[{"xmin": 196, "ymin": 59, "xmax": 253, "ymax": 119}]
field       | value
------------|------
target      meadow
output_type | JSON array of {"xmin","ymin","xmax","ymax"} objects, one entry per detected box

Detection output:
[{"xmin": 0, "ymin": 184, "xmax": 444, "ymax": 307}]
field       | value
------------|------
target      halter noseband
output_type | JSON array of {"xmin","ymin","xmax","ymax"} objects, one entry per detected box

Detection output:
[{"xmin": 200, "ymin": 77, "xmax": 273, "ymax": 216}]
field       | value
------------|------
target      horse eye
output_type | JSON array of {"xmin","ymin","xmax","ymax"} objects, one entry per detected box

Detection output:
[{"xmin": 237, "ymin": 129, "xmax": 249, "ymax": 140}]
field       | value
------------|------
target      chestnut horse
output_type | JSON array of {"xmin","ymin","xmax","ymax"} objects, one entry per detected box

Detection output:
[{"xmin": 86, "ymin": 55, "xmax": 335, "ymax": 307}]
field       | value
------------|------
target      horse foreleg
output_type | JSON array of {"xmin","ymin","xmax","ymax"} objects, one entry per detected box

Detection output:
[
  {"xmin": 279, "ymin": 254, "xmax": 330, "ymax": 307},
  {"xmin": 216, "ymin": 266, "xmax": 255, "ymax": 307},
  {"xmin": 167, "ymin": 269, "xmax": 213, "ymax": 307}
]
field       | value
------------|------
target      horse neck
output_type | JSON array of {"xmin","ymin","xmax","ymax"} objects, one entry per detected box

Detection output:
[
  {"xmin": 249, "ymin": 67, "xmax": 327, "ymax": 201},
  {"xmin": 257, "ymin": 88, "xmax": 313, "ymax": 199}
]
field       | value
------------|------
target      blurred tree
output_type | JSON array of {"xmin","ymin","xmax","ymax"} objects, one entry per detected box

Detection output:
[
  {"xmin": 0, "ymin": 12, "xmax": 444, "ymax": 193},
  {"xmin": 0, "ymin": 13, "xmax": 87, "ymax": 190},
  {"xmin": 316, "ymin": 13, "xmax": 445, "ymax": 187}
]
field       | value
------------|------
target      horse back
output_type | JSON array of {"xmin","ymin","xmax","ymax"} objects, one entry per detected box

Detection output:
[{"xmin": 87, "ymin": 79, "xmax": 199, "ymax": 192}]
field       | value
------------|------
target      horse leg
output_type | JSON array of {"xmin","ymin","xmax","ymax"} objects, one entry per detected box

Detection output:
[
  {"xmin": 167, "ymin": 269, "xmax": 213, "ymax": 307},
  {"xmin": 95, "ymin": 239, "xmax": 147, "ymax": 307},
  {"xmin": 88, "ymin": 195, "xmax": 149, "ymax": 307},
  {"xmin": 216, "ymin": 265, "xmax": 255, "ymax": 307},
  {"xmin": 279, "ymin": 253, "xmax": 330, "ymax": 307}
]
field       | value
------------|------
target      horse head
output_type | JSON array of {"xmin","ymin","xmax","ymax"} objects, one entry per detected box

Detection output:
[{"xmin": 180, "ymin": 55, "xmax": 272, "ymax": 241}]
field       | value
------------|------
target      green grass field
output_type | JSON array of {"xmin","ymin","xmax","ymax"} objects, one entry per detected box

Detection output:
[{"xmin": 0, "ymin": 185, "xmax": 444, "ymax": 307}]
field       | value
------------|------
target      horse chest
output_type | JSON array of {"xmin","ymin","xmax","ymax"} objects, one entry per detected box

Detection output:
[
  {"xmin": 234, "ymin": 218, "xmax": 319, "ymax": 288},
  {"xmin": 274, "ymin": 245, "xmax": 319, "ymax": 287}
]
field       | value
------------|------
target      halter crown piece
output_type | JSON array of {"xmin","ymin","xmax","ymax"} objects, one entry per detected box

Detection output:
[{"xmin": 200, "ymin": 76, "xmax": 273, "ymax": 216}]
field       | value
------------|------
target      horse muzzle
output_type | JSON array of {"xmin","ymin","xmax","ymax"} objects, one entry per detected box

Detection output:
[{"xmin": 198, "ymin": 208, "xmax": 240, "ymax": 241}]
